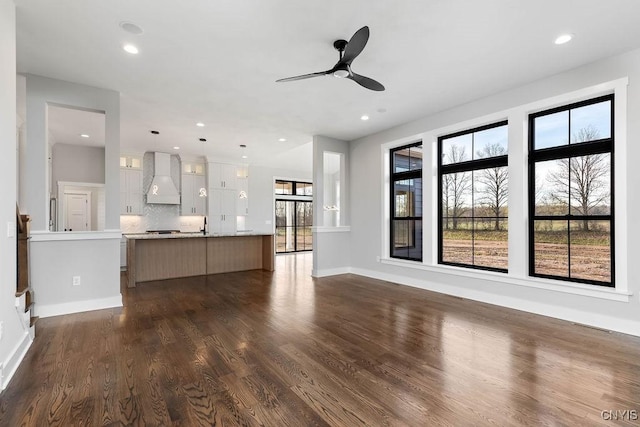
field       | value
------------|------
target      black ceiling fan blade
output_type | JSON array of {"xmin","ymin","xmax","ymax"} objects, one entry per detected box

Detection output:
[
  {"xmin": 276, "ymin": 70, "xmax": 330, "ymax": 83},
  {"xmin": 348, "ymin": 72, "xmax": 385, "ymax": 91},
  {"xmin": 341, "ymin": 26, "xmax": 369, "ymax": 64}
]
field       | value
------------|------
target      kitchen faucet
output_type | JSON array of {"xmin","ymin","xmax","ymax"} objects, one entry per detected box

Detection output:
[{"xmin": 201, "ymin": 216, "xmax": 207, "ymax": 235}]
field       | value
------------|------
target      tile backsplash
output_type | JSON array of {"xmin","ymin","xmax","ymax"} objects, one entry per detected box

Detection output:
[
  {"xmin": 120, "ymin": 208, "xmax": 205, "ymax": 233},
  {"xmin": 120, "ymin": 152, "xmax": 206, "ymax": 233}
]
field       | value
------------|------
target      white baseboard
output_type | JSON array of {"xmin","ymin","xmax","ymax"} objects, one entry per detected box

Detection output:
[
  {"xmin": 1, "ymin": 331, "xmax": 32, "ymax": 390},
  {"xmin": 350, "ymin": 267, "xmax": 640, "ymax": 338},
  {"xmin": 35, "ymin": 295, "xmax": 123, "ymax": 318},
  {"xmin": 312, "ymin": 267, "xmax": 352, "ymax": 278}
]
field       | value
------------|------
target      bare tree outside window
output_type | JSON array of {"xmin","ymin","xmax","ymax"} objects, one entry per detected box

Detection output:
[
  {"xmin": 476, "ymin": 143, "xmax": 508, "ymax": 230},
  {"xmin": 544, "ymin": 125, "xmax": 610, "ymax": 231},
  {"xmin": 442, "ymin": 145, "xmax": 471, "ymax": 230}
]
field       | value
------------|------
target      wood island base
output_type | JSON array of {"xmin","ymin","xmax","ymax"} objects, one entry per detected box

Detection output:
[{"xmin": 126, "ymin": 234, "xmax": 275, "ymax": 287}]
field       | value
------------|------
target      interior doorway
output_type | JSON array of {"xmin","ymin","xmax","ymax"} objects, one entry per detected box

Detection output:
[
  {"xmin": 63, "ymin": 191, "xmax": 91, "ymax": 231},
  {"xmin": 275, "ymin": 200, "xmax": 313, "ymax": 253}
]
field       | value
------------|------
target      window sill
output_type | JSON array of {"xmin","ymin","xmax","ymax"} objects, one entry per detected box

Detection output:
[
  {"xmin": 379, "ymin": 257, "xmax": 632, "ymax": 302},
  {"xmin": 312, "ymin": 226, "xmax": 351, "ymax": 233}
]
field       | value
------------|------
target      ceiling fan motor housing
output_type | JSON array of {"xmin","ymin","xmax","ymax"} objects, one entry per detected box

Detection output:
[{"xmin": 333, "ymin": 39, "xmax": 348, "ymax": 52}]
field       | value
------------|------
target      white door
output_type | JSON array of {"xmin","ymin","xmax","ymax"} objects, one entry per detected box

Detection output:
[{"xmin": 65, "ymin": 193, "xmax": 89, "ymax": 231}]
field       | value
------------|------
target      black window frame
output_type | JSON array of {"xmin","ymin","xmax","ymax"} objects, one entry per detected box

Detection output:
[
  {"xmin": 437, "ymin": 120, "xmax": 509, "ymax": 273},
  {"xmin": 390, "ymin": 141, "xmax": 423, "ymax": 262},
  {"xmin": 275, "ymin": 179, "xmax": 313, "ymax": 196},
  {"xmin": 275, "ymin": 199, "xmax": 313, "ymax": 253},
  {"xmin": 528, "ymin": 94, "xmax": 615, "ymax": 287}
]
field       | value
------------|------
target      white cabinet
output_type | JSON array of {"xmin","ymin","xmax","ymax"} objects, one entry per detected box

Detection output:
[
  {"xmin": 182, "ymin": 162, "xmax": 205, "ymax": 175},
  {"xmin": 208, "ymin": 188, "xmax": 237, "ymax": 233},
  {"xmin": 237, "ymin": 176, "xmax": 248, "ymax": 216},
  {"xmin": 181, "ymin": 173, "xmax": 206, "ymax": 215},
  {"xmin": 120, "ymin": 168, "xmax": 143, "ymax": 215},
  {"xmin": 120, "ymin": 155, "xmax": 142, "ymax": 169},
  {"xmin": 209, "ymin": 163, "xmax": 237, "ymax": 190}
]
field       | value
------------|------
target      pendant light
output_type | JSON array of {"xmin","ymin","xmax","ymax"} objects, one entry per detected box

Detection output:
[{"xmin": 199, "ymin": 138, "xmax": 207, "ymax": 198}]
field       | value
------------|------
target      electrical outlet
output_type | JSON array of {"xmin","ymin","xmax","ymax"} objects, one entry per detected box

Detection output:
[
  {"xmin": 72, "ymin": 276, "xmax": 81, "ymax": 286},
  {"xmin": 7, "ymin": 222, "xmax": 14, "ymax": 238}
]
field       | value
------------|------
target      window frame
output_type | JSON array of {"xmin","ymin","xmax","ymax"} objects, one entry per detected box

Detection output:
[
  {"xmin": 390, "ymin": 141, "xmax": 423, "ymax": 262},
  {"xmin": 274, "ymin": 179, "xmax": 313, "ymax": 196},
  {"xmin": 275, "ymin": 199, "xmax": 313, "ymax": 253},
  {"xmin": 527, "ymin": 93, "xmax": 615, "ymax": 287},
  {"xmin": 437, "ymin": 120, "xmax": 509, "ymax": 273}
]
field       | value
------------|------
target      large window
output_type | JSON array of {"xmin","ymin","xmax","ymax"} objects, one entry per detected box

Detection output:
[
  {"xmin": 275, "ymin": 180, "xmax": 313, "ymax": 253},
  {"xmin": 275, "ymin": 200, "xmax": 313, "ymax": 253},
  {"xmin": 438, "ymin": 121, "xmax": 508, "ymax": 272},
  {"xmin": 390, "ymin": 142, "xmax": 423, "ymax": 261},
  {"xmin": 529, "ymin": 95, "xmax": 614, "ymax": 286}
]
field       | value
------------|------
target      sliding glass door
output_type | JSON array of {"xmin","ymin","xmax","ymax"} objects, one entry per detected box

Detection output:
[{"xmin": 275, "ymin": 200, "xmax": 313, "ymax": 253}]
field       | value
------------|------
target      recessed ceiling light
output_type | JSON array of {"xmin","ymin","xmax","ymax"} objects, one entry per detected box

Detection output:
[
  {"xmin": 80, "ymin": 134, "xmax": 89, "ymax": 138},
  {"xmin": 123, "ymin": 44, "xmax": 139, "ymax": 54},
  {"xmin": 173, "ymin": 146, "xmax": 180, "ymax": 150},
  {"xmin": 361, "ymin": 115, "xmax": 370, "ymax": 121},
  {"xmin": 196, "ymin": 122, "xmax": 205, "ymax": 127},
  {"xmin": 554, "ymin": 34, "xmax": 573, "ymax": 45},
  {"xmin": 278, "ymin": 138, "xmax": 286, "ymax": 142},
  {"xmin": 241, "ymin": 155, "xmax": 248, "ymax": 159},
  {"xmin": 119, "ymin": 21, "xmax": 144, "ymax": 35}
]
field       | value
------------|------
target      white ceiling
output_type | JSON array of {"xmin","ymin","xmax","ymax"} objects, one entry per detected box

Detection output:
[
  {"xmin": 48, "ymin": 105, "xmax": 105, "ymax": 148},
  {"xmin": 15, "ymin": 1, "xmax": 640, "ymax": 171}
]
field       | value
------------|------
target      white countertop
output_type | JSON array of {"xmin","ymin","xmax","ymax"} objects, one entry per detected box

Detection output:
[{"xmin": 124, "ymin": 231, "xmax": 273, "ymax": 240}]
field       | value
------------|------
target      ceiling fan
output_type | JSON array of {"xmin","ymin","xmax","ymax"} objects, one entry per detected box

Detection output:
[{"xmin": 276, "ymin": 26, "xmax": 385, "ymax": 92}]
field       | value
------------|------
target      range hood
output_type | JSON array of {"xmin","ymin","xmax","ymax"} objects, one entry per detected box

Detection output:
[{"xmin": 146, "ymin": 152, "xmax": 180, "ymax": 204}]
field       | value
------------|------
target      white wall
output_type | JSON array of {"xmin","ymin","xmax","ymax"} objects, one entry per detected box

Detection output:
[
  {"xmin": 346, "ymin": 48, "xmax": 640, "ymax": 336},
  {"xmin": 30, "ymin": 233, "xmax": 122, "ymax": 318},
  {"xmin": 311, "ymin": 135, "xmax": 351, "ymax": 276},
  {"xmin": 51, "ymin": 143, "xmax": 106, "ymax": 231},
  {"xmin": 0, "ymin": 1, "xmax": 30, "ymax": 391},
  {"xmin": 245, "ymin": 164, "xmax": 312, "ymax": 234},
  {"xmin": 51, "ymin": 143, "xmax": 105, "ymax": 191},
  {"xmin": 23, "ymin": 74, "xmax": 119, "ymax": 231},
  {"xmin": 22, "ymin": 75, "xmax": 122, "ymax": 319}
]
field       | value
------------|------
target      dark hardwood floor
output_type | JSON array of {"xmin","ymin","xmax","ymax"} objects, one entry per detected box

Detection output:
[{"xmin": 1, "ymin": 253, "xmax": 639, "ymax": 426}]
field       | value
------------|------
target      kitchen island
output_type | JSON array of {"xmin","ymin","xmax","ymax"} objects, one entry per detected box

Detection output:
[{"xmin": 125, "ymin": 233, "xmax": 274, "ymax": 287}]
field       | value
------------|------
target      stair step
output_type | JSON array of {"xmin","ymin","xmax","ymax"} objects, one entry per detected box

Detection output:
[
  {"xmin": 30, "ymin": 316, "xmax": 39, "ymax": 327},
  {"xmin": 15, "ymin": 288, "xmax": 29, "ymax": 298}
]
